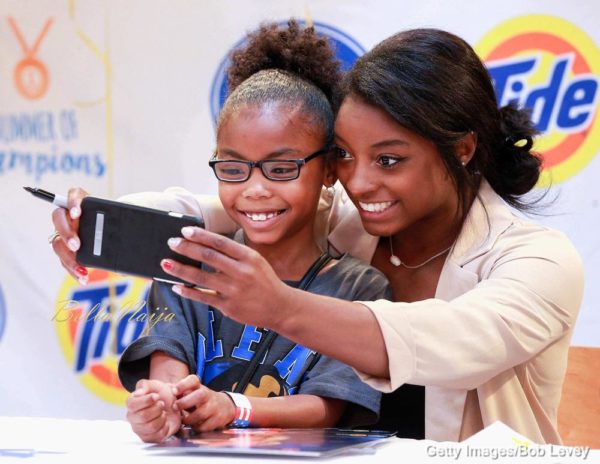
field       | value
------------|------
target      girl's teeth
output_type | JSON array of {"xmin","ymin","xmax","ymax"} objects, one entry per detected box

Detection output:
[
  {"xmin": 359, "ymin": 201, "xmax": 394, "ymax": 213},
  {"xmin": 246, "ymin": 212, "xmax": 279, "ymax": 221}
]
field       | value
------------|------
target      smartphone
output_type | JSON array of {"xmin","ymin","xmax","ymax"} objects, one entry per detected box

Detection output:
[{"xmin": 76, "ymin": 196, "xmax": 204, "ymax": 285}]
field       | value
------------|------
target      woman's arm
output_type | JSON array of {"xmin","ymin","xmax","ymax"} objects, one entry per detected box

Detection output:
[
  {"xmin": 281, "ymin": 291, "xmax": 390, "ymax": 379},
  {"xmin": 161, "ymin": 225, "xmax": 584, "ymax": 392},
  {"xmin": 161, "ymin": 227, "xmax": 390, "ymax": 378}
]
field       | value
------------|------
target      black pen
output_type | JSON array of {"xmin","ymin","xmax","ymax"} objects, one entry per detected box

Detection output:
[{"xmin": 23, "ymin": 186, "xmax": 68, "ymax": 208}]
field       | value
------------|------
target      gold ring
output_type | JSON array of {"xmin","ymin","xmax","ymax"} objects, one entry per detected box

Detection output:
[
  {"xmin": 48, "ymin": 231, "xmax": 61, "ymax": 245},
  {"xmin": 193, "ymin": 287, "xmax": 219, "ymax": 297}
]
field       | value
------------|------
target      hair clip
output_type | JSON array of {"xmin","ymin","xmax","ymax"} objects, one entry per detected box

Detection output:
[{"xmin": 505, "ymin": 135, "xmax": 533, "ymax": 151}]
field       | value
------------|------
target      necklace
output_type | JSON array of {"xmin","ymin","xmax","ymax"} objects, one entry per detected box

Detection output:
[{"xmin": 388, "ymin": 236, "xmax": 452, "ymax": 269}]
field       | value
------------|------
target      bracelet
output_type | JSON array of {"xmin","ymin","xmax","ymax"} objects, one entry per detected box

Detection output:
[{"xmin": 223, "ymin": 392, "xmax": 252, "ymax": 428}]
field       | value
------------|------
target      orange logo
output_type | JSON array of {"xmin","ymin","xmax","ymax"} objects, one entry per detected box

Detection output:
[
  {"xmin": 477, "ymin": 15, "xmax": 600, "ymax": 185},
  {"xmin": 7, "ymin": 17, "xmax": 53, "ymax": 100}
]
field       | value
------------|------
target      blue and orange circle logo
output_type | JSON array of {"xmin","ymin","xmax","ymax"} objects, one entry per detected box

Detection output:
[
  {"xmin": 477, "ymin": 15, "xmax": 600, "ymax": 185},
  {"xmin": 210, "ymin": 20, "xmax": 365, "ymax": 123},
  {"xmin": 54, "ymin": 270, "xmax": 151, "ymax": 405}
]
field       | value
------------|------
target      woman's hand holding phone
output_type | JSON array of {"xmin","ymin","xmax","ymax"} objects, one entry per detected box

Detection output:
[
  {"xmin": 161, "ymin": 227, "xmax": 294, "ymax": 330},
  {"xmin": 50, "ymin": 187, "xmax": 89, "ymax": 283}
]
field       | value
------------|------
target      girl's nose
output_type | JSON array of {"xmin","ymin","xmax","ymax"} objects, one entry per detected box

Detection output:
[{"xmin": 242, "ymin": 169, "xmax": 273, "ymax": 199}]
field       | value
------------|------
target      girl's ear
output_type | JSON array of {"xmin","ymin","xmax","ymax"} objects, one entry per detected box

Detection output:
[{"xmin": 323, "ymin": 154, "xmax": 338, "ymax": 187}]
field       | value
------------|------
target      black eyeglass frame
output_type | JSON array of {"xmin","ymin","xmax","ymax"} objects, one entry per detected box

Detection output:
[{"xmin": 208, "ymin": 147, "xmax": 331, "ymax": 182}]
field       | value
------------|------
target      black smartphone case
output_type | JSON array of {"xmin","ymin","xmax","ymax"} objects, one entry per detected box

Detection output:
[{"xmin": 76, "ymin": 196, "xmax": 204, "ymax": 285}]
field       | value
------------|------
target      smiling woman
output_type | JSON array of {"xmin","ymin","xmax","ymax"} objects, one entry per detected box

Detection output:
[{"xmin": 333, "ymin": 97, "xmax": 462, "ymax": 267}]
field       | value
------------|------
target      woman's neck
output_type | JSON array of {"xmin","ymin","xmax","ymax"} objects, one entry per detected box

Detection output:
[{"xmin": 390, "ymin": 194, "xmax": 473, "ymax": 263}]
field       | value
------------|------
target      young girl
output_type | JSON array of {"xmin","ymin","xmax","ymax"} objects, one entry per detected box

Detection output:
[{"xmin": 117, "ymin": 21, "xmax": 387, "ymax": 443}]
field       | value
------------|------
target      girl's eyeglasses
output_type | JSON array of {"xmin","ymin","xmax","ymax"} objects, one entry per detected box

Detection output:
[{"xmin": 208, "ymin": 148, "xmax": 329, "ymax": 182}]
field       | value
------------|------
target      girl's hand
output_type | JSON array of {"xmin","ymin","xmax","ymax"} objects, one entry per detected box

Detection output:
[
  {"xmin": 50, "ymin": 187, "xmax": 89, "ymax": 284},
  {"xmin": 126, "ymin": 379, "xmax": 181, "ymax": 443},
  {"xmin": 172, "ymin": 375, "xmax": 236, "ymax": 432},
  {"xmin": 161, "ymin": 227, "xmax": 294, "ymax": 330}
]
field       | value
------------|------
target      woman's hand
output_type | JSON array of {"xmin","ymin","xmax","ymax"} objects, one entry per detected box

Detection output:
[
  {"xmin": 50, "ymin": 187, "xmax": 89, "ymax": 283},
  {"xmin": 160, "ymin": 227, "xmax": 294, "ymax": 330}
]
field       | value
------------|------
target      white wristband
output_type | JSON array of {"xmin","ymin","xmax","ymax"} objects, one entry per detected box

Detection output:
[{"xmin": 223, "ymin": 392, "xmax": 252, "ymax": 428}]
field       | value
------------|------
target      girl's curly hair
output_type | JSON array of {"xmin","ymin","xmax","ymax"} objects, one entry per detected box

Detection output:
[
  {"xmin": 227, "ymin": 20, "xmax": 341, "ymax": 103},
  {"xmin": 218, "ymin": 20, "xmax": 341, "ymax": 144}
]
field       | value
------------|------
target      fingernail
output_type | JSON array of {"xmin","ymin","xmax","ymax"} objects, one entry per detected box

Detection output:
[
  {"xmin": 157, "ymin": 401, "xmax": 164, "ymax": 409},
  {"xmin": 133, "ymin": 388, "xmax": 144, "ymax": 396},
  {"xmin": 171, "ymin": 386, "xmax": 178, "ymax": 395},
  {"xmin": 151, "ymin": 393, "xmax": 159, "ymax": 401},
  {"xmin": 75, "ymin": 266, "xmax": 88, "ymax": 277},
  {"xmin": 78, "ymin": 276, "xmax": 88, "ymax": 286},
  {"xmin": 168, "ymin": 237, "xmax": 182, "ymax": 248},
  {"xmin": 70, "ymin": 206, "xmax": 81, "ymax": 219},
  {"xmin": 172, "ymin": 403, "xmax": 179, "ymax": 411},
  {"xmin": 181, "ymin": 227, "xmax": 194, "ymax": 238},
  {"xmin": 172, "ymin": 285, "xmax": 182, "ymax": 295},
  {"xmin": 161, "ymin": 259, "xmax": 173, "ymax": 271},
  {"xmin": 67, "ymin": 237, "xmax": 80, "ymax": 252}
]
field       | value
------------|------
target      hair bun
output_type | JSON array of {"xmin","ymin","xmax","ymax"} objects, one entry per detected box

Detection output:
[
  {"xmin": 499, "ymin": 102, "xmax": 538, "ymax": 151},
  {"xmin": 227, "ymin": 20, "xmax": 341, "ymax": 102},
  {"xmin": 491, "ymin": 103, "xmax": 542, "ymax": 200}
]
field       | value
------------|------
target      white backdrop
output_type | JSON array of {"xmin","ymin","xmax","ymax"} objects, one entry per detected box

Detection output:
[{"xmin": 0, "ymin": 0, "xmax": 598, "ymax": 419}]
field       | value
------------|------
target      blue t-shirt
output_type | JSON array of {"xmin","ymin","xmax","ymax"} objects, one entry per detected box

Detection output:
[{"xmin": 118, "ymin": 253, "xmax": 392, "ymax": 427}]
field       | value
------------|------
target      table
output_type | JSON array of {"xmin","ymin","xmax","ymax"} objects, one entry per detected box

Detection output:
[{"xmin": 0, "ymin": 417, "xmax": 598, "ymax": 463}]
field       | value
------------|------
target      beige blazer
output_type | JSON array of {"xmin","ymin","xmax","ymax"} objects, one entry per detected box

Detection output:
[{"xmin": 122, "ymin": 181, "xmax": 584, "ymax": 443}]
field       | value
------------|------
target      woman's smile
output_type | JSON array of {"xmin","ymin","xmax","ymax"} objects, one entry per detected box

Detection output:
[{"xmin": 358, "ymin": 200, "xmax": 397, "ymax": 213}]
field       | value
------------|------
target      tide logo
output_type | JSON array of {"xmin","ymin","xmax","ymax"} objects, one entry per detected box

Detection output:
[
  {"xmin": 0, "ymin": 285, "xmax": 6, "ymax": 343},
  {"xmin": 54, "ymin": 270, "xmax": 152, "ymax": 405},
  {"xmin": 477, "ymin": 15, "xmax": 600, "ymax": 185},
  {"xmin": 209, "ymin": 20, "xmax": 365, "ymax": 122}
]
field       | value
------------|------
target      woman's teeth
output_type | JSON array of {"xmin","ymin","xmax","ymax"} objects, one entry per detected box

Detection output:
[
  {"xmin": 359, "ymin": 201, "xmax": 394, "ymax": 213},
  {"xmin": 245, "ymin": 211, "xmax": 281, "ymax": 221}
]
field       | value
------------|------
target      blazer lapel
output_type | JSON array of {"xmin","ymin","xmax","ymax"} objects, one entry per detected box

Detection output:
[{"xmin": 428, "ymin": 180, "xmax": 516, "ymax": 441}]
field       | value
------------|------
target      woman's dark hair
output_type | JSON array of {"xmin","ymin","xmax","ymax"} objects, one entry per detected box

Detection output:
[
  {"xmin": 338, "ymin": 28, "xmax": 542, "ymax": 213},
  {"xmin": 218, "ymin": 20, "xmax": 341, "ymax": 145}
]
